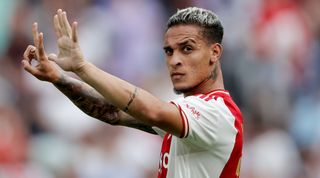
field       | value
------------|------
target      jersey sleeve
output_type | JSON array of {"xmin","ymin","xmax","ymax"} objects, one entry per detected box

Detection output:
[
  {"xmin": 171, "ymin": 96, "xmax": 238, "ymax": 147},
  {"xmin": 152, "ymin": 126, "xmax": 166, "ymax": 137}
]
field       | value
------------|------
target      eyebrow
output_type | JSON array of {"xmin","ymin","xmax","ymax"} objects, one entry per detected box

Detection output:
[
  {"xmin": 178, "ymin": 39, "xmax": 196, "ymax": 46},
  {"xmin": 163, "ymin": 39, "xmax": 197, "ymax": 50}
]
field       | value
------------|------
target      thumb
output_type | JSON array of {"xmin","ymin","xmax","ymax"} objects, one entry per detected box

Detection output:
[
  {"xmin": 48, "ymin": 53, "xmax": 58, "ymax": 62},
  {"xmin": 22, "ymin": 59, "xmax": 38, "ymax": 76},
  {"xmin": 48, "ymin": 53, "xmax": 63, "ymax": 67}
]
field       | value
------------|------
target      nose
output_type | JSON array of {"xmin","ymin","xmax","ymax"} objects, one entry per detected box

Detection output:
[{"xmin": 167, "ymin": 53, "xmax": 182, "ymax": 68}]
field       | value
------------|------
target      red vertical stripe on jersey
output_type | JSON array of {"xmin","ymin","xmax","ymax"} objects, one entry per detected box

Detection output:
[
  {"xmin": 180, "ymin": 108, "xmax": 189, "ymax": 138},
  {"xmin": 177, "ymin": 105, "xmax": 186, "ymax": 138},
  {"xmin": 158, "ymin": 134, "xmax": 172, "ymax": 178},
  {"xmin": 170, "ymin": 102, "xmax": 189, "ymax": 138},
  {"xmin": 219, "ymin": 96, "xmax": 243, "ymax": 178},
  {"xmin": 199, "ymin": 91, "xmax": 243, "ymax": 178}
]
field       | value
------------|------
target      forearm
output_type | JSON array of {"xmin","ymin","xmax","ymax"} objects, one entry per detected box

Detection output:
[
  {"xmin": 73, "ymin": 62, "xmax": 181, "ymax": 136},
  {"xmin": 75, "ymin": 62, "xmax": 166, "ymax": 124},
  {"xmin": 53, "ymin": 74, "xmax": 157, "ymax": 134},
  {"xmin": 118, "ymin": 112, "xmax": 157, "ymax": 134},
  {"xmin": 53, "ymin": 74, "xmax": 120, "ymax": 124}
]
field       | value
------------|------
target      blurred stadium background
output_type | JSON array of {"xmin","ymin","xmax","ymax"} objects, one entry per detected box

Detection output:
[{"xmin": 0, "ymin": 0, "xmax": 320, "ymax": 177}]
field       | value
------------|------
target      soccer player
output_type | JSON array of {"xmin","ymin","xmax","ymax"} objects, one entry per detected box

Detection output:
[{"xmin": 22, "ymin": 7, "xmax": 243, "ymax": 178}]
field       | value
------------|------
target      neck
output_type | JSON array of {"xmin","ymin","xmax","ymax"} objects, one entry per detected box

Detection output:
[{"xmin": 183, "ymin": 66, "xmax": 225, "ymax": 97}]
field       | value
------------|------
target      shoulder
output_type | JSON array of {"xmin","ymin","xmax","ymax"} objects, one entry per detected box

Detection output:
[
  {"xmin": 171, "ymin": 90, "xmax": 235, "ymax": 112},
  {"xmin": 171, "ymin": 90, "xmax": 242, "ymax": 146}
]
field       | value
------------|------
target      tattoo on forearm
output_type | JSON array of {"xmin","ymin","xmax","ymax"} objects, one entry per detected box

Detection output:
[
  {"xmin": 124, "ymin": 87, "xmax": 138, "ymax": 112},
  {"xmin": 118, "ymin": 113, "xmax": 157, "ymax": 134},
  {"xmin": 54, "ymin": 74, "xmax": 120, "ymax": 125},
  {"xmin": 53, "ymin": 75, "xmax": 157, "ymax": 135}
]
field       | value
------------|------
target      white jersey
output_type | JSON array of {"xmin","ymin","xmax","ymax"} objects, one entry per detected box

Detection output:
[{"xmin": 153, "ymin": 90, "xmax": 243, "ymax": 178}]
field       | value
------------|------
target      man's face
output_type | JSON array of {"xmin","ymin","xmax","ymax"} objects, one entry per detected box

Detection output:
[{"xmin": 163, "ymin": 25, "xmax": 214, "ymax": 94}]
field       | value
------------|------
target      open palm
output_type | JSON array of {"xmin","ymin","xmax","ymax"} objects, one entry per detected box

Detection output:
[{"xmin": 53, "ymin": 9, "xmax": 85, "ymax": 72}]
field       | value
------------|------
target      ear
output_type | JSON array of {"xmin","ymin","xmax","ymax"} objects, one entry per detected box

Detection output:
[{"xmin": 209, "ymin": 43, "xmax": 223, "ymax": 64}]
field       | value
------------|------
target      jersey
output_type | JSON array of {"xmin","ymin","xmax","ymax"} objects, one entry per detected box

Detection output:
[{"xmin": 153, "ymin": 90, "xmax": 243, "ymax": 178}]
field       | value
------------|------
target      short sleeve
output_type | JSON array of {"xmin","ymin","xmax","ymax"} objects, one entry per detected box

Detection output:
[
  {"xmin": 152, "ymin": 126, "xmax": 166, "ymax": 137},
  {"xmin": 171, "ymin": 96, "xmax": 238, "ymax": 148}
]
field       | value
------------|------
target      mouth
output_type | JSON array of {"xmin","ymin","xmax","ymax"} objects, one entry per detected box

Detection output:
[{"xmin": 171, "ymin": 72, "xmax": 185, "ymax": 80}]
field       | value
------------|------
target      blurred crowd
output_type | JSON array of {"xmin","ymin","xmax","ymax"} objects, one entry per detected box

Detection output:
[{"xmin": 0, "ymin": 0, "xmax": 320, "ymax": 178}]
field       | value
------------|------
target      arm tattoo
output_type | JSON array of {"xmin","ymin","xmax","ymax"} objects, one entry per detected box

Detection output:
[
  {"xmin": 118, "ymin": 112, "xmax": 157, "ymax": 134},
  {"xmin": 54, "ymin": 74, "xmax": 119, "ymax": 124},
  {"xmin": 124, "ymin": 87, "xmax": 138, "ymax": 112},
  {"xmin": 53, "ymin": 74, "xmax": 156, "ymax": 134}
]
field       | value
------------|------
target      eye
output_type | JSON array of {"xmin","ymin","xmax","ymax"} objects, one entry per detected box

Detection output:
[
  {"xmin": 182, "ymin": 46, "xmax": 193, "ymax": 54},
  {"xmin": 164, "ymin": 48, "xmax": 173, "ymax": 56}
]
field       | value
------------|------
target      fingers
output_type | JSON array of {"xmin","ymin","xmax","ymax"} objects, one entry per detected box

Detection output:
[
  {"xmin": 72, "ymin": 22, "xmax": 78, "ymax": 43},
  {"xmin": 54, "ymin": 9, "xmax": 65, "ymax": 38},
  {"xmin": 62, "ymin": 11, "xmax": 72, "ymax": 37},
  {"xmin": 23, "ymin": 45, "xmax": 36, "ymax": 62},
  {"xmin": 53, "ymin": 14, "xmax": 62, "ymax": 38},
  {"xmin": 54, "ymin": 9, "xmax": 76, "ymax": 40},
  {"xmin": 22, "ymin": 45, "xmax": 39, "ymax": 76},
  {"xmin": 21, "ymin": 59, "xmax": 38, "ymax": 76},
  {"xmin": 57, "ymin": 9, "xmax": 65, "ymax": 34},
  {"xmin": 32, "ymin": 22, "xmax": 39, "ymax": 48},
  {"xmin": 57, "ymin": 9, "xmax": 69, "ymax": 37},
  {"xmin": 31, "ymin": 22, "xmax": 48, "ymax": 63},
  {"xmin": 37, "ymin": 33, "xmax": 47, "ymax": 61}
]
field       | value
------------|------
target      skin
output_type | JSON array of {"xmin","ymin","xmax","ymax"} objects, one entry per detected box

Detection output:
[
  {"xmin": 22, "ymin": 10, "xmax": 156, "ymax": 134},
  {"xmin": 22, "ymin": 9, "xmax": 224, "ymax": 137},
  {"xmin": 164, "ymin": 25, "xmax": 224, "ymax": 95}
]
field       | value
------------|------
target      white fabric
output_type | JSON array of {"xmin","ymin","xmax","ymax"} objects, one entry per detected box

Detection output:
[{"xmin": 153, "ymin": 91, "xmax": 242, "ymax": 178}]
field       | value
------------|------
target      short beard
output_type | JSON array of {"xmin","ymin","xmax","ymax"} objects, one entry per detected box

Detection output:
[
  {"xmin": 173, "ymin": 61, "xmax": 219, "ymax": 95},
  {"xmin": 173, "ymin": 87, "xmax": 192, "ymax": 95}
]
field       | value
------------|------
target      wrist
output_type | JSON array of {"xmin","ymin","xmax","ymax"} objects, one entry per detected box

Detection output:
[
  {"xmin": 73, "ymin": 60, "xmax": 90, "ymax": 75},
  {"xmin": 50, "ymin": 68, "xmax": 64, "ymax": 84},
  {"xmin": 52, "ymin": 72, "xmax": 66, "ymax": 85}
]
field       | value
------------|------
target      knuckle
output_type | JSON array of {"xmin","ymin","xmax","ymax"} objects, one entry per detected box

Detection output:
[
  {"xmin": 23, "ymin": 50, "xmax": 28, "ymax": 57},
  {"xmin": 32, "ymin": 70, "xmax": 40, "ymax": 76}
]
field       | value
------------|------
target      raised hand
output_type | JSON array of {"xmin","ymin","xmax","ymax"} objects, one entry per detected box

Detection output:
[
  {"xmin": 52, "ymin": 9, "xmax": 86, "ymax": 72},
  {"xmin": 22, "ymin": 23, "xmax": 62, "ymax": 83}
]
